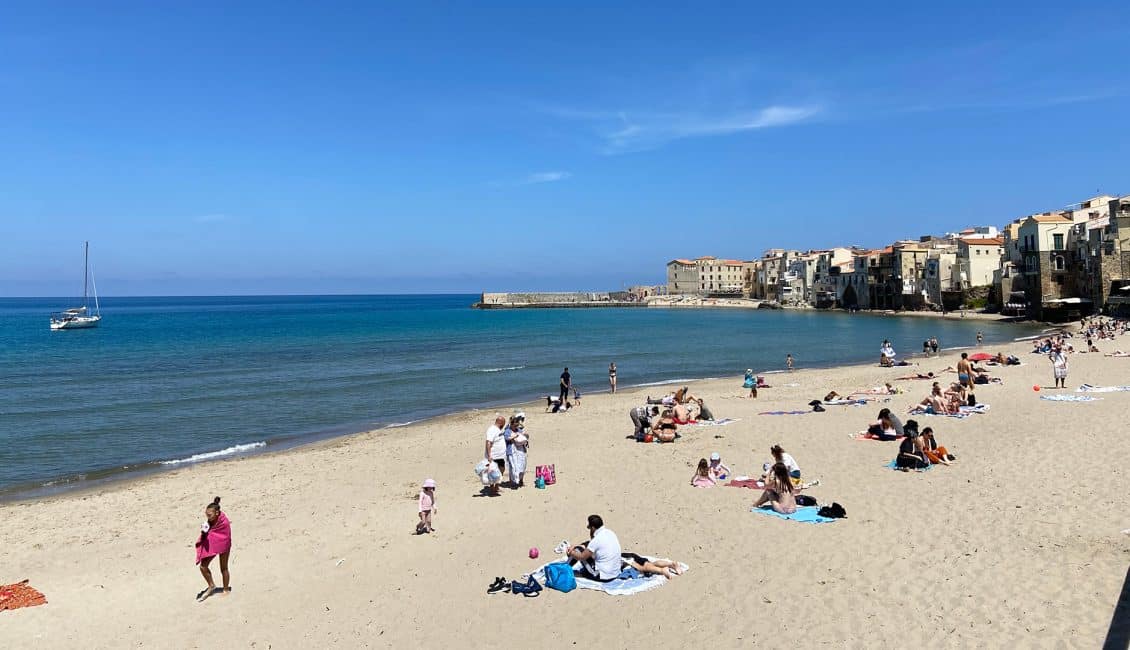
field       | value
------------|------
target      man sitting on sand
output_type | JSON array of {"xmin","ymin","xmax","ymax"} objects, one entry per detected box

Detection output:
[{"xmin": 567, "ymin": 515, "xmax": 622, "ymax": 582}]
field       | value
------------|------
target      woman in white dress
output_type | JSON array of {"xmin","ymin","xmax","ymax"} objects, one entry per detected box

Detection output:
[
  {"xmin": 1051, "ymin": 348, "xmax": 1069, "ymax": 389},
  {"xmin": 505, "ymin": 415, "xmax": 529, "ymax": 488}
]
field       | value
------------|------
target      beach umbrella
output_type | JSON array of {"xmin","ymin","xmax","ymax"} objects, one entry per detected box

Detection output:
[{"xmin": 968, "ymin": 352, "xmax": 993, "ymax": 361}]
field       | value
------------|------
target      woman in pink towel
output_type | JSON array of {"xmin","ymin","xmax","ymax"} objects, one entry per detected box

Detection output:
[{"xmin": 195, "ymin": 496, "xmax": 232, "ymax": 601}]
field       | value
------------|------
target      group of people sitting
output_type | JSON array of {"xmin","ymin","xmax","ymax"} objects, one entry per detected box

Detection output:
[
  {"xmin": 893, "ymin": 420, "xmax": 954, "ymax": 471},
  {"xmin": 910, "ymin": 380, "xmax": 972, "ymax": 415},
  {"xmin": 630, "ymin": 386, "xmax": 716, "ymax": 442},
  {"xmin": 863, "ymin": 408, "xmax": 955, "ymax": 470}
]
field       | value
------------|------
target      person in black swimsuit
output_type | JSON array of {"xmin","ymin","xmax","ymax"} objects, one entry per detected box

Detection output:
[{"xmin": 609, "ymin": 362, "xmax": 617, "ymax": 394}]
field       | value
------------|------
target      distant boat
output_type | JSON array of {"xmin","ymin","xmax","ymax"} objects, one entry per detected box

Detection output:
[{"xmin": 50, "ymin": 241, "xmax": 102, "ymax": 330}]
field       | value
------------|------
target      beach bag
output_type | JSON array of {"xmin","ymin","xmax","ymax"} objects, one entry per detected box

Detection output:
[
  {"xmin": 796, "ymin": 494, "xmax": 817, "ymax": 507},
  {"xmin": 535, "ymin": 464, "xmax": 556, "ymax": 485},
  {"xmin": 535, "ymin": 477, "xmax": 546, "ymax": 489},
  {"xmin": 967, "ymin": 393, "xmax": 977, "ymax": 407},
  {"xmin": 543, "ymin": 562, "xmax": 576, "ymax": 593},
  {"xmin": 474, "ymin": 459, "xmax": 489, "ymax": 478},
  {"xmin": 817, "ymin": 502, "xmax": 847, "ymax": 519}
]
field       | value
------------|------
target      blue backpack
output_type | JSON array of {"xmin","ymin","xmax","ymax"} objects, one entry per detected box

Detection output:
[{"xmin": 543, "ymin": 562, "xmax": 576, "ymax": 593}]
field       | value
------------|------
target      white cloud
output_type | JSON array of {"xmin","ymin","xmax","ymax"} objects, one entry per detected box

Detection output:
[
  {"xmin": 522, "ymin": 171, "xmax": 571, "ymax": 184},
  {"xmin": 192, "ymin": 213, "xmax": 229, "ymax": 224},
  {"xmin": 543, "ymin": 103, "xmax": 822, "ymax": 153}
]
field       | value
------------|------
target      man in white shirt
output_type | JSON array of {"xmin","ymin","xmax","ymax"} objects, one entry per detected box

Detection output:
[
  {"xmin": 567, "ymin": 515, "xmax": 622, "ymax": 582},
  {"xmin": 484, "ymin": 414, "xmax": 507, "ymax": 495}
]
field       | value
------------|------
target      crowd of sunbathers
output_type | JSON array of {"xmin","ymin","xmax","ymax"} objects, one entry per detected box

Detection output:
[{"xmin": 629, "ymin": 387, "xmax": 717, "ymax": 442}]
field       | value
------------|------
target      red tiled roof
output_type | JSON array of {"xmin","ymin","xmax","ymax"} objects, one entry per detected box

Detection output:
[{"xmin": 961, "ymin": 237, "xmax": 1004, "ymax": 245}]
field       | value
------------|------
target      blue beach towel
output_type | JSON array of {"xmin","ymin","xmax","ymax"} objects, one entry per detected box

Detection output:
[
  {"xmin": 885, "ymin": 459, "xmax": 931, "ymax": 471},
  {"xmin": 750, "ymin": 505, "xmax": 836, "ymax": 524},
  {"xmin": 758, "ymin": 410, "xmax": 810, "ymax": 416}
]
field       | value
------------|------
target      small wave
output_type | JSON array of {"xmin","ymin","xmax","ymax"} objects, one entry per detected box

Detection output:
[
  {"xmin": 631, "ymin": 377, "xmax": 717, "ymax": 388},
  {"xmin": 160, "ymin": 441, "xmax": 266, "ymax": 466},
  {"xmin": 382, "ymin": 421, "xmax": 417, "ymax": 429},
  {"xmin": 469, "ymin": 366, "xmax": 525, "ymax": 373}
]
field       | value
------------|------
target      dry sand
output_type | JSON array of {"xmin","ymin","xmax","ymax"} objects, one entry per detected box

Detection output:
[{"xmin": 3, "ymin": 332, "xmax": 1129, "ymax": 648}]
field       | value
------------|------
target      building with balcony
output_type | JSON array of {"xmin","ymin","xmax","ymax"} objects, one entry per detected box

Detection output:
[{"xmin": 1016, "ymin": 213, "xmax": 1083, "ymax": 320}]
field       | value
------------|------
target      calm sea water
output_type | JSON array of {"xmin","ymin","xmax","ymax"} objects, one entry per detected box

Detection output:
[{"xmin": 0, "ymin": 295, "xmax": 1039, "ymax": 494}]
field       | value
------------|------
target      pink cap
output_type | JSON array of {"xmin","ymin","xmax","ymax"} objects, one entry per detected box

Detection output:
[
  {"xmin": 422, "ymin": 478, "xmax": 436, "ymax": 489},
  {"xmin": 528, "ymin": 547, "xmax": 540, "ymax": 559}
]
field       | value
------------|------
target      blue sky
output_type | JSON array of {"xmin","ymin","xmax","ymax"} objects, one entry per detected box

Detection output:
[{"xmin": 3, "ymin": 1, "xmax": 1128, "ymax": 295}]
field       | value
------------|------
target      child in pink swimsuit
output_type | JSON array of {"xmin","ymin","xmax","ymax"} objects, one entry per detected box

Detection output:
[{"xmin": 690, "ymin": 459, "xmax": 716, "ymax": 488}]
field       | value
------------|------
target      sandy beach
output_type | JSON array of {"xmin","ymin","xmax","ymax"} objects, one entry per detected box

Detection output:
[{"xmin": 4, "ymin": 332, "xmax": 1129, "ymax": 648}]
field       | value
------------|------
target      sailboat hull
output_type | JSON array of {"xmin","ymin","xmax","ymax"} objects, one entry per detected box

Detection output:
[{"xmin": 50, "ymin": 315, "xmax": 102, "ymax": 330}]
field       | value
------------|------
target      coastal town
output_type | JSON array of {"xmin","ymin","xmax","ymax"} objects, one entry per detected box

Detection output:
[
  {"xmin": 479, "ymin": 193, "xmax": 1130, "ymax": 322},
  {"xmin": 659, "ymin": 193, "xmax": 1130, "ymax": 321}
]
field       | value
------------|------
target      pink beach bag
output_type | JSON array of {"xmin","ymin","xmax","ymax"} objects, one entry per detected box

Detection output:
[{"xmin": 535, "ymin": 464, "xmax": 556, "ymax": 485}]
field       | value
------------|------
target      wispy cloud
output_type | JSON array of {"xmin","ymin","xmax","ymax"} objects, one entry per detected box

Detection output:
[
  {"xmin": 522, "ymin": 171, "xmax": 571, "ymax": 184},
  {"xmin": 542, "ymin": 104, "xmax": 822, "ymax": 153},
  {"xmin": 489, "ymin": 171, "xmax": 572, "ymax": 188},
  {"xmin": 192, "ymin": 213, "xmax": 230, "ymax": 224}
]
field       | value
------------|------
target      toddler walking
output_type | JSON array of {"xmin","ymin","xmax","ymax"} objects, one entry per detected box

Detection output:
[{"xmin": 417, "ymin": 479, "xmax": 437, "ymax": 534}]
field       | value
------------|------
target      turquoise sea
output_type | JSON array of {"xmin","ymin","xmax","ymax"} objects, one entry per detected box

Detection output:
[{"xmin": 0, "ymin": 295, "xmax": 1039, "ymax": 495}]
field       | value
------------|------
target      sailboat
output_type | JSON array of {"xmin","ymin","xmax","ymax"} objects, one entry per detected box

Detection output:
[{"xmin": 50, "ymin": 241, "xmax": 102, "ymax": 330}]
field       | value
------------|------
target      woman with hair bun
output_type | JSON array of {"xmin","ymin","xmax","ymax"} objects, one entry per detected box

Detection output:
[{"xmin": 195, "ymin": 496, "xmax": 232, "ymax": 601}]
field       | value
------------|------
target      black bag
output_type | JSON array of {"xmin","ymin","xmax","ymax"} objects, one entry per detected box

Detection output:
[
  {"xmin": 812, "ymin": 404, "xmax": 826, "ymax": 412},
  {"xmin": 817, "ymin": 502, "xmax": 847, "ymax": 518},
  {"xmin": 967, "ymin": 393, "xmax": 977, "ymax": 406},
  {"xmin": 796, "ymin": 494, "xmax": 817, "ymax": 506}
]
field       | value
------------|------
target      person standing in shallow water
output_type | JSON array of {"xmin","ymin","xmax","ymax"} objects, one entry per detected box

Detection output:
[
  {"xmin": 608, "ymin": 362, "xmax": 617, "ymax": 393},
  {"xmin": 786, "ymin": 354, "xmax": 794, "ymax": 372},
  {"xmin": 195, "ymin": 496, "xmax": 232, "ymax": 601}
]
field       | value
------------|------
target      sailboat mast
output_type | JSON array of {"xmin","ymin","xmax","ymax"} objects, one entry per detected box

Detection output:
[{"xmin": 83, "ymin": 241, "xmax": 90, "ymax": 310}]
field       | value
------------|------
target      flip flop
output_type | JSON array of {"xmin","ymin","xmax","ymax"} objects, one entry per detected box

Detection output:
[{"xmin": 195, "ymin": 589, "xmax": 208, "ymax": 601}]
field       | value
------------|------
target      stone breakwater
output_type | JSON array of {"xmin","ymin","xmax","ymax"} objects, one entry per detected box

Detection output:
[{"xmin": 474, "ymin": 292, "xmax": 644, "ymax": 308}]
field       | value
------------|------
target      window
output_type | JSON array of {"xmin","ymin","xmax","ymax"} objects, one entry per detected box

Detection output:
[
  {"xmin": 1054, "ymin": 256, "xmax": 1065, "ymax": 271},
  {"xmin": 1053, "ymin": 234, "xmax": 1064, "ymax": 250}
]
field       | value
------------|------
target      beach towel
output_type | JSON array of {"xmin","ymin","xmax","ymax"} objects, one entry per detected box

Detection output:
[
  {"xmin": 195, "ymin": 513, "xmax": 232, "ymax": 564},
  {"xmin": 885, "ymin": 459, "xmax": 931, "ymax": 471},
  {"xmin": 758, "ymin": 410, "xmax": 810, "ymax": 416},
  {"xmin": 823, "ymin": 399, "xmax": 869, "ymax": 406},
  {"xmin": 751, "ymin": 505, "xmax": 836, "ymax": 524},
  {"xmin": 726, "ymin": 478, "xmax": 765, "ymax": 489},
  {"xmin": 686, "ymin": 418, "xmax": 740, "ymax": 427},
  {"xmin": 853, "ymin": 432, "xmax": 905, "ymax": 441},
  {"xmin": 1076, "ymin": 384, "xmax": 1130, "ymax": 393},
  {"xmin": 1040, "ymin": 394, "xmax": 1102, "ymax": 402},
  {"xmin": 532, "ymin": 558, "xmax": 688, "ymax": 597},
  {"xmin": 0, "ymin": 580, "xmax": 47, "ymax": 611}
]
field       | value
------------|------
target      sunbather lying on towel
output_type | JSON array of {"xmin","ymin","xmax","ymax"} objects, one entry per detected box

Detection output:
[
  {"xmin": 1105, "ymin": 350, "xmax": 1130, "ymax": 357},
  {"xmin": 896, "ymin": 372, "xmax": 935, "ymax": 380},
  {"xmin": 621, "ymin": 553, "xmax": 683, "ymax": 579}
]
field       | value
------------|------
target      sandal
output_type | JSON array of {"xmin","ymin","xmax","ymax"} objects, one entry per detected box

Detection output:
[{"xmin": 487, "ymin": 577, "xmax": 508, "ymax": 594}]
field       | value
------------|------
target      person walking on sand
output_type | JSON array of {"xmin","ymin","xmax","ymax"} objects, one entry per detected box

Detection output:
[
  {"xmin": 608, "ymin": 362, "xmax": 617, "ymax": 394},
  {"xmin": 1051, "ymin": 348, "xmax": 1069, "ymax": 389},
  {"xmin": 195, "ymin": 496, "xmax": 231, "ymax": 601},
  {"xmin": 956, "ymin": 352, "xmax": 974, "ymax": 390},
  {"xmin": 743, "ymin": 369, "xmax": 757, "ymax": 398},
  {"xmin": 417, "ymin": 479, "xmax": 437, "ymax": 534},
  {"xmin": 484, "ymin": 414, "xmax": 507, "ymax": 494},
  {"xmin": 786, "ymin": 354, "xmax": 794, "ymax": 372},
  {"xmin": 559, "ymin": 367, "xmax": 571, "ymax": 406}
]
